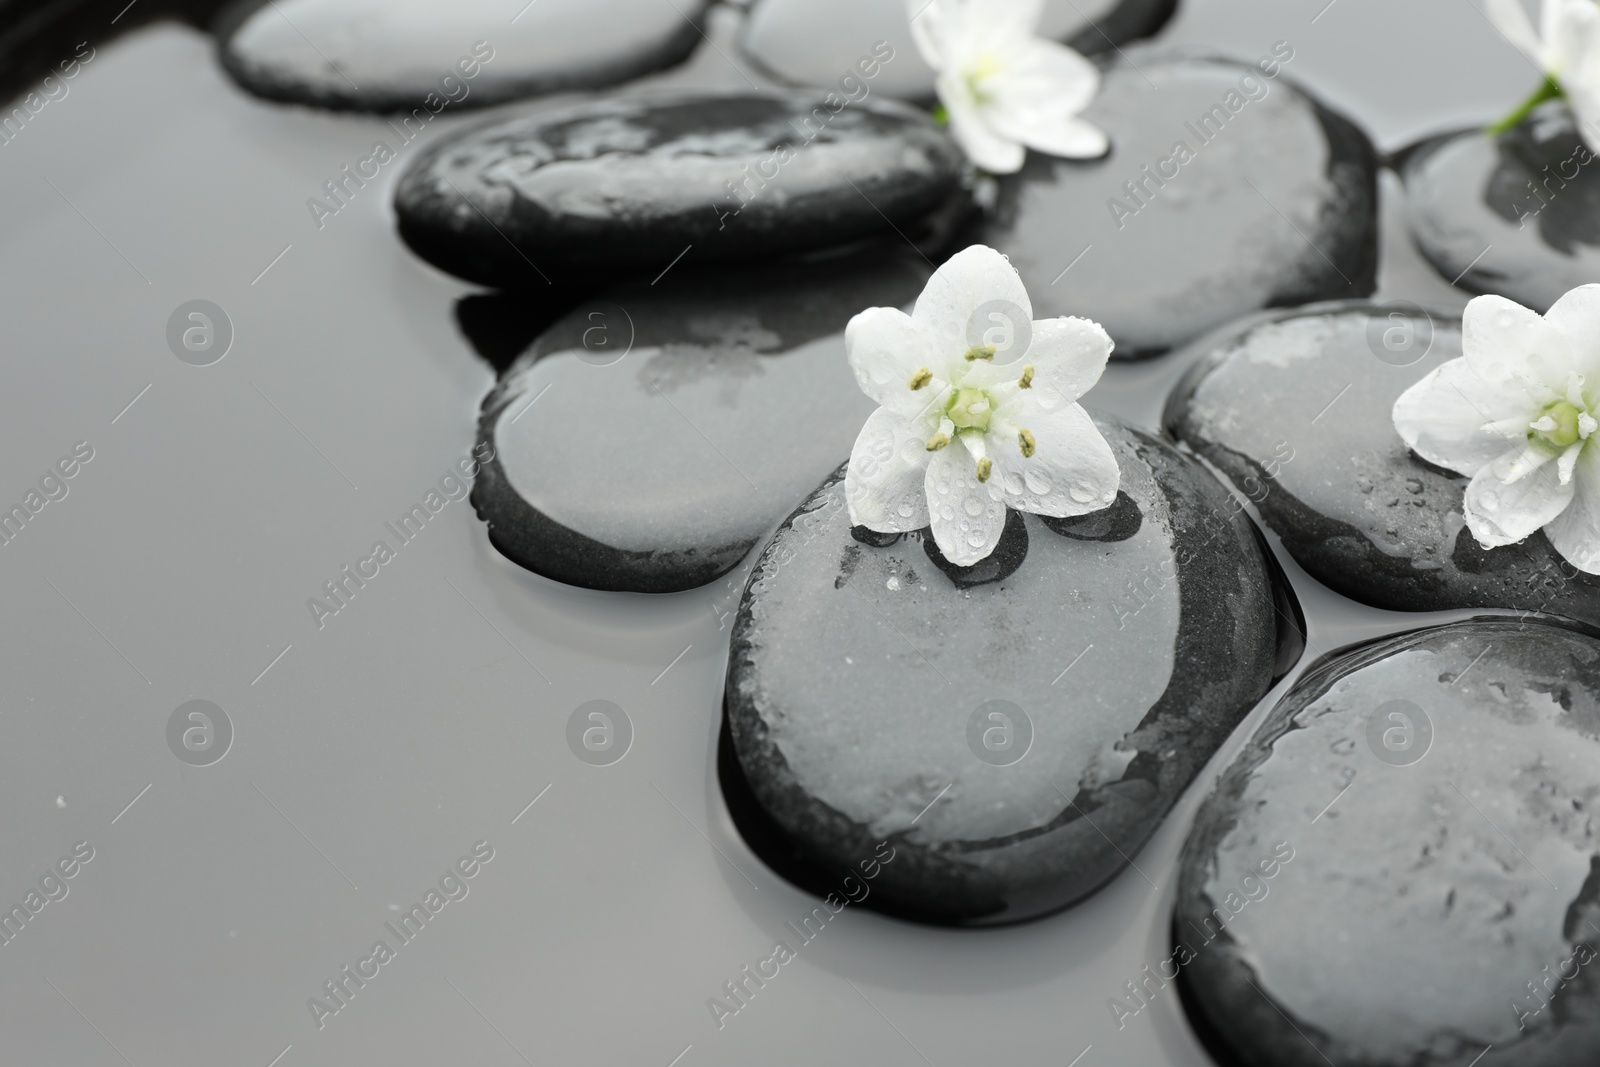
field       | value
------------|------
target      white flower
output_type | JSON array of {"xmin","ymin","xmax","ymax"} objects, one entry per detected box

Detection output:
[
  {"xmin": 1393, "ymin": 285, "xmax": 1600, "ymax": 573},
  {"xmin": 907, "ymin": 0, "xmax": 1108, "ymax": 174},
  {"xmin": 1486, "ymin": 0, "xmax": 1600, "ymax": 150},
  {"xmin": 845, "ymin": 244, "xmax": 1120, "ymax": 567}
]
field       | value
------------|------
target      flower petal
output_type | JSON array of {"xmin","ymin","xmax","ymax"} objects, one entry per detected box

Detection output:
[
  {"xmin": 990, "ymin": 398, "xmax": 1120, "ymax": 518},
  {"xmin": 1548, "ymin": 0, "xmax": 1600, "ymax": 77},
  {"xmin": 1463, "ymin": 293, "xmax": 1576, "ymax": 396},
  {"xmin": 985, "ymin": 39, "xmax": 1104, "ymax": 148},
  {"xmin": 1463, "ymin": 453, "xmax": 1575, "ymax": 547},
  {"xmin": 906, "ymin": 0, "xmax": 951, "ymax": 69},
  {"xmin": 913, "ymin": 243, "xmax": 1032, "ymax": 362},
  {"xmin": 845, "ymin": 306, "xmax": 941, "ymax": 416},
  {"xmin": 1567, "ymin": 76, "xmax": 1600, "ymax": 155},
  {"xmin": 1021, "ymin": 316, "xmax": 1113, "ymax": 404},
  {"xmin": 846, "ymin": 407, "xmax": 934, "ymax": 533},
  {"xmin": 1392, "ymin": 356, "xmax": 1534, "ymax": 476},
  {"xmin": 940, "ymin": 76, "xmax": 1027, "ymax": 174},
  {"xmin": 1544, "ymin": 445, "xmax": 1600, "ymax": 573},
  {"xmin": 925, "ymin": 439, "xmax": 1008, "ymax": 566},
  {"xmin": 1541, "ymin": 283, "xmax": 1600, "ymax": 376},
  {"xmin": 1484, "ymin": 0, "xmax": 1547, "ymax": 67}
]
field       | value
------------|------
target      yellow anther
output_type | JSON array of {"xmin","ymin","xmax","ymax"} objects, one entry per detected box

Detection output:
[
  {"xmin": 976, "ymin": 457, "xmax": 993, "ymax": 482},
  {"xmin": 908, "ymin": 368, "xmax": 932, "ymax": 390},
  {"xmin": 926, "ymin": 432, "xmax": 950, "ymax": 452},
  {"xmin": 1018, "ymin": 364, "xmax": 1034, "ymax": 388},
  {"xmin": 1018, "ymin": 428, "xmax": 1035, "ymax": 457},
  {"xmin": 964, "ymin": 345, "xmax": 996, "ymax": 361}
]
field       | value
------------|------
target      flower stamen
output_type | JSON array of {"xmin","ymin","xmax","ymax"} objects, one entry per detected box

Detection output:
[
  {"xmin": 964, "ymin": 345, "xmax": 996, "ymax": 362},
  {"xmin": 908, "ymin": 367, "xmax": 933, "ymax": 390},
  {"xmin": 1018, "ymin": 428, "xmax": 1035, "ymax": 457},
  {"xmin": 976, "ymin": 456, "xmax": 993, "ymax": 482},
  {"xmin": 1018, "ymin": 364, "xmax": 1034, "ymax": 389},
  {"xmin": 1530, "ymin": 400, "xmax": 1586, "ymax": 451},
  {"xmin": 926, "ymin": 432, "xmax": 950, "ymax": 451}
]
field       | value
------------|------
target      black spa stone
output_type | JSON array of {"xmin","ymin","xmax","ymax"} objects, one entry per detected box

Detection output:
[
  {"xmin": 719, "ymin": 417, "xmax": 1301, "ymax": 926},
  {"xmin": 393, "ymin": 89, "xmax": 964, "ymax": 288},
  {"xmin": 966, "ymin": 53, "xmax": 1378, "ymax": 359},
  {"xmin": 470, "ymin": 245, "xmax": 929, "ymax": 594},
  {"xmin": 1398, "ymin": 101, "xmax": 1600, "ymax": 313},
  {"xmin": 1177, "ymin": 618, "xmax": 1600, "ymax": 1067},
  {"xmin": 1163, "ymin": 302, "xmax": 1600, "ymax": 626},
  {"xmin": 737, "ymin": 0, "xmax": 1177, "ymax": 101},
  {"xmin": 215, "ymin": 0, "xmax": 711, "ymax": 112}
]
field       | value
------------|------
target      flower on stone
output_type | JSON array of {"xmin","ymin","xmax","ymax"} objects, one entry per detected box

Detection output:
[
  {"xmin": 907, "ymin": 0, "xmax": 1108, "ymax": 174},
  {"xmin": 1393, "ymin": 284, "xmax": 1600, "ymax": 573},
  {"xmin": 1485, "ymin": 0, "xmax": 1600, "ymax": 149},
  {"xmin": 845, "ymin": 244, "xmax": 1120, "ymax": 567}
]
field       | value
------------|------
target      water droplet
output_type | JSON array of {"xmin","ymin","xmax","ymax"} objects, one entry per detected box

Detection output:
[
  {"xmin": 940, "ymin": 504, "xmax": 955, "ymax": 520},
  {"xmin": 1025, "ymin": 469, "xmax": 1052, "ymax": 495},
  {"xmin": 968, "ymin": 530, "xmax": 988, "ymax": 547},
  {"xmin": 1069, "ymin": 480, "xmax": 1097, "ymax": 503},
  {"xmin": 963, "ymin": 496, "xmax": 983, "ymax": 516},
  {"xmin": 886, "ymin": 575, "xmax": 900, "ymax": 591},
  {"xmin": 896, "ymin": 501, "xmax": 914, "ymax": 518}
]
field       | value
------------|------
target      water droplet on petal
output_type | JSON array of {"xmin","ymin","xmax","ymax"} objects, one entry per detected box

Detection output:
[
  {"xmin": 896, "ymin": 501, "xmax": 914, "ymax": 518},
  {"xmin": 1025, "ymin": 469, "xmax": 1052, "ymax": 495},
  {"xmin": 1069, "ymin": 480, "xmax": 1097, "ymax": 503},
  {"xmin": 963, "ymin": 496, "xmax": 984, "ymax": 516}
]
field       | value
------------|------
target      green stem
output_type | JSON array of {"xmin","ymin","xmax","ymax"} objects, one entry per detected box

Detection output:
[{"xmin": 1487, "ymin": 75, "xmax": 1564, "ymax": 135}]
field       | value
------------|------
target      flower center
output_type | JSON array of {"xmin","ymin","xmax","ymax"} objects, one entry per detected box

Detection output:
[
  {"xmin": 1530, "ymin": 399, "xmax": 1596, "ymax": 452},
  {"xmin": 961, "ymin": 52, "xmax": 1004, "ymax": 105},
  {"xmin": 907, "ymin": 362, "xmax": 1037, "ymax": 482},
  {"xmin": 946, "ymin": 387, "xmax": 992, "ymax": 432}
]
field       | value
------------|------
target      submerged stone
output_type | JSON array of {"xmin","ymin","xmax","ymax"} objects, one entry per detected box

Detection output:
[
  {"xmin": 394, "ymin": 89, "xmax": 964, "ymax": 287},
  {"xmin": 1177, "ymin": 618, "xmax": 1600, "ymax": 1067},
  {"xmin": 1398, "ymin": 101, "xmax": 1600, "ymax": 313},
  {"xmin": 1163, "ymin": 302, "xmax": 1600, "ymax": 626},
  {"xmin": 967, "ymin": 52, "xmax": 1378, "ymax": 359},
  {"xmin": 737, "ymin": 0, "xmax": 1176, "ymax": 100},
  {"xmin": 470, "ymin": 246, "xmax": 928, "ymax": 593},
  {"xmin": 721, "ymin": 418, "xmax": 1300, "ymax": 925},
  {"xmin": 217, "ymin": 0, "xmax": 711, "ymax": 111}
]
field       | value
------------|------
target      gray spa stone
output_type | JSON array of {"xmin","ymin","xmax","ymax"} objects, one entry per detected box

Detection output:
[
  {"xmin": 1398, "ymin": 101, "xmax": 1600, "ymax": 313},
  {"xmin": 967, "ymin": 53, "xmax": 1378, "ymax": 359},
  {"xmin": 394, "ymin": 89, "xmax": 964, "ymax": 287},
  {"xmin": 216, "ymin": 0, "xmax": 710, "ymax": 111},
  {"xmin": 737, "ymin": 0, "xmax": 1176, "ymax": 100},
  {"xmin": 1163, "ymin": 302, "xmax": 1600, "ymax": 626},
  {"xmin": 470, "ymin": 246, "xmax": 929, "ymax": 593},
  {"xmin": 720, "ymin": 418, "xmax": 1300, "ymax": 925},
  {"xmin": 1177, "ymin": 618, "xmax": 1600, "ymax": 1067}
]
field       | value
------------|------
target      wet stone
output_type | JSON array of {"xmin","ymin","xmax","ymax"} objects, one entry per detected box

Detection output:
[
  {"xmin": 216, "ymin": 0, "xmax": 710, "ymax": 112},
  {"xmin": 470, "ymin": 246, "xmax": 929, "ymax": 594},
  {"xmin": 1177, "ymin": 618, "xmax": 1600, "ymax": 1067},
  {"xmin": 1398, "ymin": 101, "xmax": 1600, "ymax": 313},
  {"xmin": 394, "ymin": 89, "xmax": 964, "ymax": 287},
  {"xmin": 1163, "ymin": 302, "xmax": 1600, "ymax": 626},
  {"xmin": 967, "ymin": 53, "xmax": 1378, "ymax": 359},
  {"xmin": 720, "ymin": 418, "xmax": 1299, "ymax": 926},
  {"xmin": 737, "ymin": 0, "xmax": 1176, "ymax": 101}
]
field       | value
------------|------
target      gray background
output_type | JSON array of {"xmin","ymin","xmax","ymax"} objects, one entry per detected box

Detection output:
[{"xmin": 0, "ymin": 0, "xmax": 1546, "ymax": 1064}]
